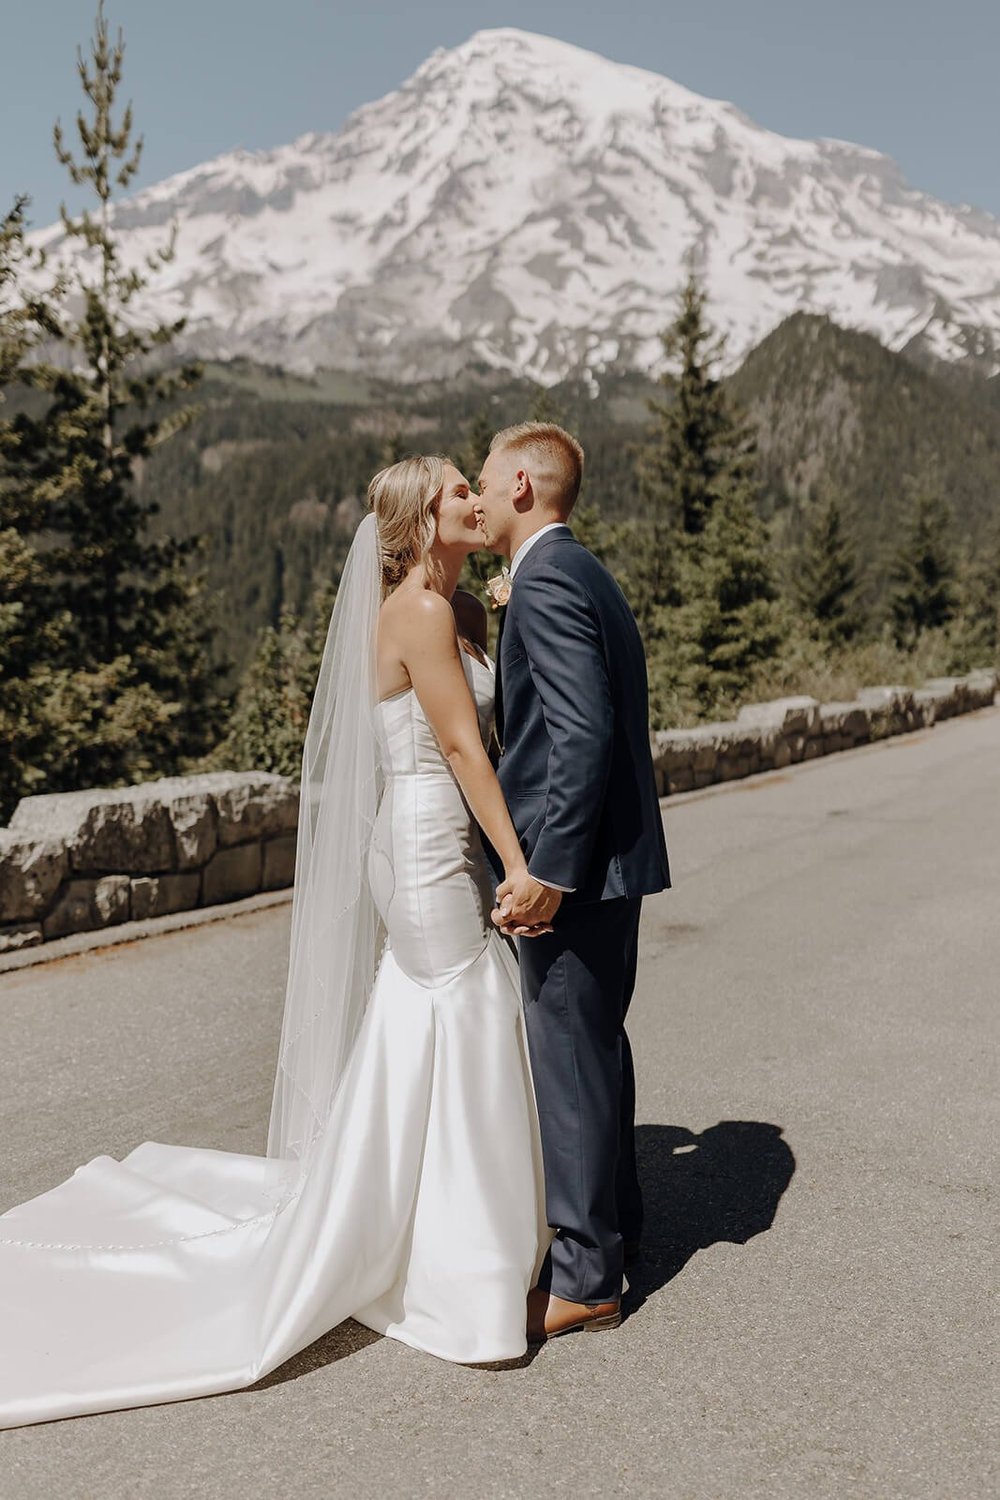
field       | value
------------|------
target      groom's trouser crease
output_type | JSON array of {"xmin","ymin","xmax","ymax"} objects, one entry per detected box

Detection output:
[{"xmin": 518, "ymin": 896, "xmax": 644, "ymax": 1305}]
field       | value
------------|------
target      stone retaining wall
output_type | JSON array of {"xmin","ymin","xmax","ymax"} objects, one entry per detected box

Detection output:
[
  {"xmin": 1, "ymin": 669, "xmax": 996, "ymax": 955},
  {"xmin": 0, "ymin": 773, "xmax": 298, "ymax": 955},
  {"xmin": 650, "ymin": 669, "xmax": 998, "ymax": 796}
]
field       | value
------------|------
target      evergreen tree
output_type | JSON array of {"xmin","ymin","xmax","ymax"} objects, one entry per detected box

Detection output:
[
  {"xmin": 205, "ymin": 581, "xmax": 336, "ymax": 776},
  {"xmin": 6, "ymin": 2, "xmax": 228, "ymax": 790},
  {"xmin": 527, "ymin": 383, "xmax": 562, "ymax": 424},
  {"xmin": 889, "ymin": 490, "xmax": 958, "ymax": 646},
  {"xmin": 455, "ymin": 407, "xmax": 493, "ymax": 485},
  {"xmin": 633, "ymin": 271, "xmax": 758, "ymax": 637},
  {"xmin": 0, "ymin": 197, "xmax": 107, "ymax": 820},
  {"xmin": 648, "ymin": 488, "xmax": 787, "ymax": 725},
  {"xmin": 796, "ymin": 495, "xmax": 862, "ymax": 643},
  {"xmin": 949, "ymin": 522, "xmax": 1000, "ymax": 669}
]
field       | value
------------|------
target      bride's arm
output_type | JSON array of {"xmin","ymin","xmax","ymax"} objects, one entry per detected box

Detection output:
[{"xmin": 400, "ymin": 591, "xmax": 531, "ymax": 893}]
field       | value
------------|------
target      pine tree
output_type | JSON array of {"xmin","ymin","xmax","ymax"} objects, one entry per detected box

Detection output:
[
  {"xmin": 455, "ymin": 407, "xmax": 493, "ymax": 485},
  {"xmin": 205, "ymin": 581, "xmax": 336, "ymax": 776},
  {"xmin": 632, "ymin": 271, "xmax": 758, "ymax": 638},
  {"xmin": 664, "ymin": 486, "xmax": 787, "ymax": 720},
  {"xmin": 796, "ymin": 495, "xmax": 862, "ymax": 643},
  {"xmin": 527, "ymin": 383, "xmax": 562, "ymax": 424},
  {"xmin": 7, "ymin": 2, "xmax": 228, "ymax": 790},
  {"xmin": 889, "ymin": 490, "xmax": 958, "ymax": 646},
  {"xmin": 948, "ymin": 522, "xmax": 1000, "ymax": 670},
  {"xmin": 0, "ymin": 196, "xmax": 108, "ymax": 820}
]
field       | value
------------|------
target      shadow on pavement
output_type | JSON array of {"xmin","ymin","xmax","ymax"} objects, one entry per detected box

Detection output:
[
  {"xmin": 248, "ymin": 1318, "xmax": 383, "ymax": 1391},
  {"xmin": 624, "ymin": 1120, "xmax": 796, "ymax": 1317},
  {"xmin": 252, "ymin": 1120, "xmax": 794, "ymax": 1388}
]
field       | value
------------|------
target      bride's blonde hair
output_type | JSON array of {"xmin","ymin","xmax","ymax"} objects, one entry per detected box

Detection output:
[{"xmin": 367, "ymin": 455, "xmax": 448, "ymax": 599}]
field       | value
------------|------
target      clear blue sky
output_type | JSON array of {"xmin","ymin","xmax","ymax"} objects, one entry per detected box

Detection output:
[{"xmin": 3, "ymin": 0, "xmax": 998, "ymax": 230}]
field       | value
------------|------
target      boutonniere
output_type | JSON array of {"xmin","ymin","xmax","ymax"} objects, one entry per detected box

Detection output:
[{"xmin": 484, "ymin": 566, "xmax": 512, "ymax": 610}]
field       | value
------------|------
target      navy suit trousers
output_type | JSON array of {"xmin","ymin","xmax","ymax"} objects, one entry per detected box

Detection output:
[{"xmin": 517, "ymin": 896, "xmax": 644, "ymax": 1304}]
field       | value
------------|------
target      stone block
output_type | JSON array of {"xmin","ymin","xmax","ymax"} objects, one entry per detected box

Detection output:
[
  {"xmin": 919, "ymin": 677, "xmax": 965, "ymax": 720},
  {"xmin": 913, "ymin": 688, "xmax": 944, "ymax": 726},
  {"xmin": 130, "ymin": 872, "xmax": 202, "ymax": 921},
  {"xmin": 9, "ymin": 786, "xmax": 175, "ymax": 874},
  {"xmin": 0, "ymin": 923, "xmax": 43, "ymax": 954},
  {"xmin": 0, "ymin": 833, "xmax": 68, "ymax": 922},
  {"xmin": 737, "ymin": 695, "xmax": 821, "ymax": 737},
  {"xmin": 786, "ymin": 733, "xmax": 808, "ymax": 763},
  {"xmin": 42, "ymin": 876, "xmax": 131, "ymax": 940},
  {"xmin": 665, "ymin": 767, "xmax": 695, "ymax": 795},
  {"xmin": 856, "ymin": 685, "xmax": 916, "ymax": 739},
  {"xmin": 964, "ymin": 668, "xmax": 998, "ymax": 710},
  {"xmin": 262, "ymin": 834, "xmax": 297, "ymax": 891},
  {"xmin": 841, "ymin": 706, "xmax": 872, "ymax": 743},
  {"xmin": 210, "ymin": 773, "xmax": 300, "ymax": 846},
  {"xmin": 201, "ymin": 842, "xmax": 262, "ymax": 906},
  {"xmin": 166, "ymin": 792, "xmax": 218, "ymax": 869},
  {"xmin": 650, "ymin": 730, "xmax": 700, "ymax": 775}
]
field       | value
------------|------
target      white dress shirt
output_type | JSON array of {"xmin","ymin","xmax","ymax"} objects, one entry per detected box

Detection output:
[{"xmin": 506, "ymin": 522, "xmax": 576, "ymax": 893}]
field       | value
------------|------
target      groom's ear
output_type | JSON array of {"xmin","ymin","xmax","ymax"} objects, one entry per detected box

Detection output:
[{"xmin": 512, "ymin": 467, "xmax": 531, "ymax": 505}]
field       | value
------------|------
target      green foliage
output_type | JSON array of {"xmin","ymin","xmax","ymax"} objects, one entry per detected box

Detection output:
[
  {"xmin": 202, "ymin": 582, "xmax": 336, "ymax": 776},
  {"xmin": 728, "ymin": 313, "xmax": 1000, "ymax": 599},
  {"xmin": 889, "ymin": 490, "xmax": 958, "ymax": 646},
  {"xmin": 0, "ymin": 3, "xmax": 229, "ymax": 817},
  {"xmin": 630, "ymin": 272, "xmax": 759, "ymax": 643},
  {"xmin": 648, "ymin": 488, "xmax": 788, "ymax": 724},
  {"xmin": 951, "ymin": 523, "xmax": 1000, "ymax": 666},
  {"xmin": 795, "ymin": 494, "xmax": 862, "ymax": 644}
]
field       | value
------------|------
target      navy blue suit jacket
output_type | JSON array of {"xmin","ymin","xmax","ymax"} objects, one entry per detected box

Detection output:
[{"xmin": 494, "ymin": 528, "xmax": 670, "ymax": 906}]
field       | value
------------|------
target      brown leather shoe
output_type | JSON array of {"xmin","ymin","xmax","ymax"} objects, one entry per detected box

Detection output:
[{"xmin": 526, "ymin": 1285, "xmax": 622, "ymax": 1345}]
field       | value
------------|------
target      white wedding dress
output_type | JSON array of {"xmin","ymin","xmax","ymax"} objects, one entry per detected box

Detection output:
[{"xmin": 0, "ymin": 650, "xmax": 549, "ymax": 1429}]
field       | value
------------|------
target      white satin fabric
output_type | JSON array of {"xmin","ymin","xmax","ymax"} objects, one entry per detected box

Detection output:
[{"xmin": 0, "ymin": 652, "xmax": 549, "ymax": 1429}]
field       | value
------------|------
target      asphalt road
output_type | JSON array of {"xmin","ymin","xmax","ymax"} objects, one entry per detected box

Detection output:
[{"xmin": 2, "ymin": 708, "xmax": 997, "ymax": 1500}]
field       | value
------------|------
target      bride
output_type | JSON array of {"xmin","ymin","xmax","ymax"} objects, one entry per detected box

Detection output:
[{"xmin": 0, "ymin": 455, "xmax": 551, "ymax": 1430}]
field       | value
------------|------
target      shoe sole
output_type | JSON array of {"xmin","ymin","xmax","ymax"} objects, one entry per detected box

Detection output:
[{"xmin": 527, "ymin": 1310, "xmax": 622, "ymax": 1346}]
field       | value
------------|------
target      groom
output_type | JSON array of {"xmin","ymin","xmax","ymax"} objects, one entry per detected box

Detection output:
[{"xmin": 474, "ymin": 423, "xmax": 670, "ymax": 1343}]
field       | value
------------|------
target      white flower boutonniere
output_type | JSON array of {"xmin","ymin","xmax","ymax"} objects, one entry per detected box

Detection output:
[{"xmin": 484, "ymin": 566, "xmax": 512, "ymax": 610}]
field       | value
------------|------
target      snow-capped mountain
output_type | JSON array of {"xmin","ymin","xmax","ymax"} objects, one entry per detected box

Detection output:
[{"xmin": 30, "ymin": 28, "xmax": 1000, "ymax": 383}]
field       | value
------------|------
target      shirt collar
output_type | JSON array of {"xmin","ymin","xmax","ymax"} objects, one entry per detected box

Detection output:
[{"xmin": 509, "ymin": 522, "xmax": 572, "ymax": 579}]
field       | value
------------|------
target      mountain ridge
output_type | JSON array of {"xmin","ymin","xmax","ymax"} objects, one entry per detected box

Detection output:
[{"xmin": 29, "ymin": 27, "xmax": 1000, "ymax": 383}]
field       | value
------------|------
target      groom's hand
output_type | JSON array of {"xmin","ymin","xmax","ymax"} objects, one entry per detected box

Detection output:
[{"xmin": 493, "ymin": 873, "xmax": 562, "ymax": 934}]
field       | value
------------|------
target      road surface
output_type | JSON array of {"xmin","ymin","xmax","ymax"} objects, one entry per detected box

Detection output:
[{"xmin": 2, "ymin": 707, "xmax": 997, "ymax": 1499}]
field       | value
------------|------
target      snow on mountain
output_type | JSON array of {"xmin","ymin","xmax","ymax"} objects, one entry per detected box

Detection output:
[{"xmin": 29, "ymin": 28, "xmax": 1000, "ymax": 382}]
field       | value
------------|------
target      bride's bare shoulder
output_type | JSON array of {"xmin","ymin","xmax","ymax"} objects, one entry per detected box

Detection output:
[{"xmin": 381, "ymin": 586, "xmax": 456, "ymax": 644}]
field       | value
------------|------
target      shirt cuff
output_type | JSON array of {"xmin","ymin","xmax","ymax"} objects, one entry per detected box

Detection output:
[{"xmin": 531, "ymin": 875, "xmax": 576, "ymax": 893}]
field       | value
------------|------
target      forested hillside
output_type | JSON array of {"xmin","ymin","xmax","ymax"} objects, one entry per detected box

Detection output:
[{"xmin": 138, "ymin": 315, "xmax": 1000, "ymax": 683}]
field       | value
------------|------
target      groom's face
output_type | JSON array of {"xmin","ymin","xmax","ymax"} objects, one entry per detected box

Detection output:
[{"xmin": 474, "ymin": 448, "xmax": 520, "ymax": 557}]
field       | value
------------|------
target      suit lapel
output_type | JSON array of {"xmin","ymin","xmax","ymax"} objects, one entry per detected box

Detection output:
[{"xmin": 494, "ymin": 529, "xmax": 573, "ymax": 750}]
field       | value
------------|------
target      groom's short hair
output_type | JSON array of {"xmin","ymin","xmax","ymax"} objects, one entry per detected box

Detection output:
[{"xmin": 489, "ymin": 422, "xmax": 585, "ymax": 512}]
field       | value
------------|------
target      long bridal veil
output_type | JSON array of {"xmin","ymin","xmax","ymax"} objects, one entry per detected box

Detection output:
[
  {"xmin": 0, "ymin": 514, "xmax": 403, "ymax": 1428},
  {"xmin": 268, "ymin": 511, "xmax": 384, "ymax": 1161}
]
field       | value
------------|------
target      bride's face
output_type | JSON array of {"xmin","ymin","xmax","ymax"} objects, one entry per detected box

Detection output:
[{"xmin": 434, "ymin": 464, "xmax": 481, "ymax": 553}]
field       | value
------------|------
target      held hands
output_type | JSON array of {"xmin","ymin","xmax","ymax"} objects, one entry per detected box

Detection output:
[{"xmin": 491, "ymin": 867, "xmax": 562, "ymax": 937}]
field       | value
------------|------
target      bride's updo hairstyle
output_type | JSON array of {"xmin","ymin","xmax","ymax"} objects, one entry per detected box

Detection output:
[{"xmin": 367, "ymin": 455, "xmax": 448, "ymax": 599}]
